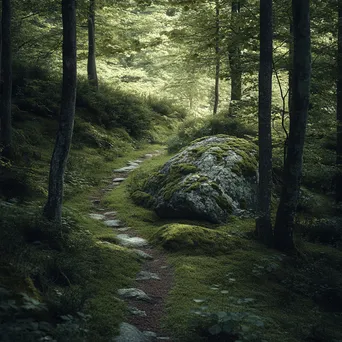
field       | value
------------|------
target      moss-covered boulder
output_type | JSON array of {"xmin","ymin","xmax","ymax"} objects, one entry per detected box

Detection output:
[
  {"xmin": 153, "ymin": 224, "xmax": 242, "ymax": 254},
  {"xmin": 133, "ymin": 135, "xmax": 258, "ymax": 223}
]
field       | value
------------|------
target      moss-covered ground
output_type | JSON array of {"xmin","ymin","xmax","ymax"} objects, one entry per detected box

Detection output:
[{"xmin": 103, "ymin": 152, "xmax": 342, "ymax": 342}]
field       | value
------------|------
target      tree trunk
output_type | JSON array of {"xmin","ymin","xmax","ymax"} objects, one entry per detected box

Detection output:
[
  {"xmin": 229, "ymin": 0, "xmax": 242, "ymax": 102},
  {"xmin": 256, "ymin": 0, "xmax": 273, "ymax": 246},
  {"xmin": 213, "ymin": 0, "xmax": 220, "ymax": 115},
  {"xmin": 43, "ymin": 0, "xmax": 77, "ymax": 223},
  {"xmin": 0, "ymin": 0, "xmax": 12, "ymax": 159},
  {"xmin": 337, "ymin": 0, "xmax": 342, "ymax": 202},
  {"xmin": 274, "ymin": 0, "xmax": 311, "ymax": 251},
  {"xmin": 87, "ymin": 0, "xmax": 98, "ymax": 88}
]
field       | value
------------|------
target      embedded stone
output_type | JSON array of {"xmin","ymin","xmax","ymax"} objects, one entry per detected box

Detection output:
[
  {"xmin": 104, "ymin": 219, "xmax": 123, "ymax": 227},
  {"xmin": 136, "ymin": 271, "xmax": 160, "ymax": 281},
  {"xmin": 113, "ymin": 178, "xmax": 126, "ymax": 182},
  {"xmin": 89, "ymin": 213, "xmax": 105, "ymax": 220},
  {"xmin": 118, "ymin": 288, "xmax": 152, "ymax": 302},
  {"xmin": 133, "ymin": 249, "xmax": 153, "ymax": 260},
  {"xmin": 114, "ymin": 322, "xmax": 150, "ymax": 342},
  {"xmin": 128, "ymin": 306, "xmax": 147, "ymax": 317},
  {"xmin": 116, "ymin": 234, "xmax": 148, "ymax": 247}
]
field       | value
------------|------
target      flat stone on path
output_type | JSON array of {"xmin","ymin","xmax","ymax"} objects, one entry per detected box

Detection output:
[
  {"xmin": 136, "ymin": 271, "xmax": 160, "ymax": 281},
  {"xmin": 104, "ymin": 219, "xmax": 123, "ymax": 227},
  {"xmin": 133, "ymin": 159, "xmax": 143, "ymax": 164},
  {"xmin": 118, "ymin": 288, "xmax": 152, "ymax": 302},
  {"xmin": 114, "ymin": 165, "xmax": 138, "ymax": 173},
  {"xmin": 113, "ymin": 177, "xmax": 126, "ymax": 182},
  {"xmin": 117, "ymin": 227, "xmax": 131, "ymax": 232},
  {"xmin": 114, "ymin": 322, "xmax": 150, "ymax": 342},
  {"xmin": 143, "ymin": 331, "xmax": 157, "ymax": 339},
  {"xmin": 104, "ymin": 211, "xmax": 117, "ymax": 216},
  {"xmin": 116, "ymin": 234, "xmax": 148, "ymax": 247},
  {"xmin": 128, "ymin": 306, "xmax": 147, "ymax": 317},
  {"xmin": 144, "ymin": 154, "xmax": 153, "ymax": 158},
  {"xmin": 133, "ymin": 249, "xmax": 153, "ymax": 260},
  {"xmin": 89, "ymin": 213, "xmax": 105, "ymax": 220}
]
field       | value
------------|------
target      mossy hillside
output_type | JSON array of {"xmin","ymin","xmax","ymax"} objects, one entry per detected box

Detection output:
[
  {"xmin": 104, "ymin": 153, "xmax": 342, "ymax": 342},
  {"xmin": 152, "ymin": 224, "xmax": 243, "ymax": 255}
]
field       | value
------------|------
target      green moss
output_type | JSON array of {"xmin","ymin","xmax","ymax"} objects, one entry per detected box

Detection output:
[
  {"xmin": 153, "ymin": 224, "xmax": 242, "ymax": 255},
  {"xmin": 214, "ymin": 195, "xmax": 232, "ymax": 212},
  {"xmin": 131, "ymin": 190, "xmax": 154, "ymax": 207},
  {"xmin": 170, "ymin": 163, "xmax": 198, "ymax": 175}
]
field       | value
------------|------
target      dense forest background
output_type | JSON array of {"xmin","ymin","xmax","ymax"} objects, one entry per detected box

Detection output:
[{"xmin": 0, "ymin": 0, "xmax": 342, "ymax": 341}]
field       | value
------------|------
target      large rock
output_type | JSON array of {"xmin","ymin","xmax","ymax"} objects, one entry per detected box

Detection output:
[
  {"xmin": 114, "ymin": 322, "xmax": 150, "ymax": 342},
  {"xmin": 132, "ymin": 135, "xmax": 258, "ymax": 223}
]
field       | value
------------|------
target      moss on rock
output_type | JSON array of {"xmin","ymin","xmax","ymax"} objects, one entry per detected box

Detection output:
[
  {"xmin": 153, "ymin": 224, "xmax": 243, "ymax": 255},
  {"xmin": 129, "ymin": 135, "xmax": 258, "ymax": 223}
]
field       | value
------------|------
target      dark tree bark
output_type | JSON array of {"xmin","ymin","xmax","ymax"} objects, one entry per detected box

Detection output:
[
  {"xmin": 274, "ymin": 0, "xmax": 311, "ymax": 251},
  {"xmin": 0, "ymin": 0, "xmax": 12, "ymax": 159},
  {"xmin": 256, "ymin": 0, "xmax": 273, "ymax": 246},
  {"xmin": 213, "ymin": 0, "xmax": 220, "ymax": 115},
  {"xmin": 87, "ymin": 0, "xmax": 98, "ymax": 88},
  {"xmin": 43, "ymin": 0, "xmax": 77, "ymax": 223},
  {"xmin": 229, "ymin": 0, "xmax": 242, "ymax": 102},
  {"xmin": 337, "ymin": 0, "xmax": 342, "ymax": 202}
]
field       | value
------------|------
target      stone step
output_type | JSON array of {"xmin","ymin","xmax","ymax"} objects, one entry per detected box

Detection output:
[
  {"xmin": 104, "ymin": 211, "xmax": 117, "ymax": 216},
  {"xmin": 104, "ymin": 219, "xmax": 123, "ymax": 227},
  {"xmin": 136, "ymin": 271, "xmax": 160, "ymax": 281},
  {"xmin": 89, "ymin": 213, "xmax": 105, "ymax": 220},
  {"xmin": 116, "ymin": 234, "xmax": 148, "ymax": 248},
  {"xmin": 114, "ymin": 322, "xmax": 151, "ymax": 342},
  {"xmin": 133, "ymin": 249, "xmax": 153, "ymax": 260},
  {"xmin": 113, "ymin": 177, "xmax": 126, "ymax": 182},
  {"xmin": 128, "ymin": 306, "xmax": 147, "ymax": 317},
  {"xmin": 118, "ymin": 288, "xmax": 152, "ymax": 302},
  {"xmin": 114, "ymin": 165, "xmax": 138, "ymax": 173}
]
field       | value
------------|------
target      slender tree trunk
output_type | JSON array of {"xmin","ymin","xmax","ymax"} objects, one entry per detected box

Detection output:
[
  {"xmin": 87, "ymin": 0, "xmax": 98, "ymax": 88},
  {"xmin": 288, "ymin": 21, "xmax": 293, "ymax": 115},
  {"xmin": 274, "ymin": 0, "xmax": 311, "ymax": 251},
  {"xmin": 0, "ymin": 0, "xmax": 12, "ymax": 159},
  {"xmin": 213, "ymin": 0, "xmax": 220, "ymax": 115},
  {"xmin": 43, "ymin": 0, "xmax": 77, "ymax": 223},
  {"xmin": 229, "ymin": 0, "xmax": 242, "ymax": 102},
  {"xmin": 256, "ymin": 0, "xmax": 273, "ymax": 246},
  {"xmin": 337, "ymin": 0, "xmax": 342, "ymax": 202}
]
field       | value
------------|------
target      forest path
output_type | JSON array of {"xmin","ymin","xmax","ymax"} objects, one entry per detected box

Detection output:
[{"xmin": 89, "ymin": 150, "xmax": 174, "ymax": 342}]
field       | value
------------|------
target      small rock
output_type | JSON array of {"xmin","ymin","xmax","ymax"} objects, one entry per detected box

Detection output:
[
  {"xmin": 104, "ymin": 219, "xmax": 123, "ymax": 227},
  {"xmin": 133, "ymin": 249, "xmax": 153, "ymax": 260},
  {"xmin": 144, "ymin": 154, "xmax": 153, "ymax": 158},
  {"xmin": 143, "ymin": 331, "xmax": 157, "ymax": 339},
  {"xmin": 117, "ymin": 227, "xmax": 131, "ymax": 232},
  {"xmin": 114, "ymin": 322, "xmax": 150, "ymax": 342},
  {"xmin": 89, "ymin": 213, "xmax": 105, "ymax": 220},
  {"xmin": 114, "ymin": 165, "xmax": 138, "ymax": 173},
  {"xmin": 128, "ymin": 161, "xmax": 140, "ymax": 167},
  {"xmin": 128, "ymin": 306, "xmax": 147, "ymax": 317},
  {"xmin": 160, "ymin": 266, "xmax": 168, "ymax": 269},
  {"xmin": 133, "ymin": 159, "xmax": 143, "ymax": 164},
  {"xmin": 104, "ymin": 211, "xmax": 117, "ymax": 216},
  {"xmin": 118, "ymin": 288, "xmax": 152, "ymax": 302},
  {"xmin": 136, "ymin": 271, "xmax": 160, "ymax": 281},
  {"xmin": 116, "ymin": 234, "xmax": 148, "ymax": 248},
  {"xmin": 113, "ymin": 177, "xmax": 126, "ymax": 182}
]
